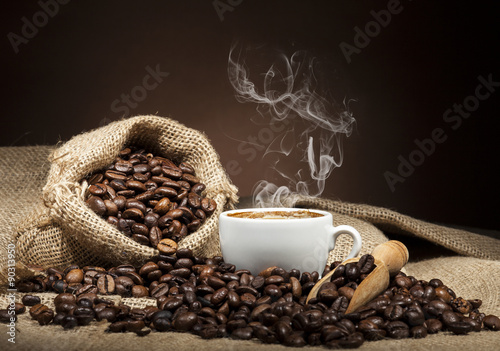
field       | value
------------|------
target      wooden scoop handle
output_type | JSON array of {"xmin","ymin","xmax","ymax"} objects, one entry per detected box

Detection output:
[{"xmin": 371, "ymin": 240, "xmax": 409, "ymax": 276}]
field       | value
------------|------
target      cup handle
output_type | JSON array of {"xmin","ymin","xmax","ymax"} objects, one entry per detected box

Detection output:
[{"xmin": 328, "ymin": 225, "xmax": 362, "ymax": 260}]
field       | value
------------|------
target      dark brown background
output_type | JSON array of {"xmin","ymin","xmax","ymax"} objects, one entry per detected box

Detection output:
[{"xmin": 1, "ymin": 1, "xmax": 499, "ymax": 232}]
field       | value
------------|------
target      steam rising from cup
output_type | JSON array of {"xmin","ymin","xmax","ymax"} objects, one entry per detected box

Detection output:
[{"xmin": 228, "ymin": 44, "xmax": 355, "ymax": 207}]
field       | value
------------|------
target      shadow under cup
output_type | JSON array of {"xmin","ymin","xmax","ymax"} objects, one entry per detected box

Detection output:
[{"xmin": 218, "ymin": 208, "xmax": 362, "ymax": 276}]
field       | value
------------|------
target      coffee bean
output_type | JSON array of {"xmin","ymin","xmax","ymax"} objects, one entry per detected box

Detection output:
[
  {"xmin": 177, "ymin": 162, "xmax": 194, "ymax": 174},
  {"xmin": 173, "ymin": 311, "xmax": 198, "ymax": 331},
  {"xmin": 86, "ymin": 196, "xmax": 107, "ymax": 216},
  {"xmin": 154, "ymin": 186, "xmax": 178, "ymax": 199},
  {"xmin": 0, "ymin": 309, "xmax": 14, "ymax": 323},
  {"xmin": 384, "ymin": 304, "xmax": 404, "ymax": 321},
  {"xmin": 103, "ymin": 199, "xmax": 118, "ymax": 216},
  {"xmin": 143, "ymin": 213, "xmax": 159, "ymax": 228},
  {"xmin": 191, "ymin": 183, "xmax": 206, "ymax": 195},
  {"xmin": 22, "ymin": 294, "xmax": 41, "ymax": 306},
  {"xmin": 468, "ymin": 299, "xmax": 482, "ymax": 309},
  {"xmin": 425, "ymin": 299, "xmax": 451, "ymax": 317},
  {"xmin": 410, "ymin": 325, "xmax": 428, "ymax": 338},
  {"xmin": 65, "ymin": 269, "xmax": 84, "ymax": 284},
  {"xmin": 132, "ymin": 234, "xmax": 150, "ymax": 246},
  {"xmin": 451, "ymin": 297, "xmax": 473, "ymax": 314},
  {"xmin": 405, "ymin": 304, "xmax": 425, "ymax": 326},
  {"xmin": 125, "ymin": 180, "xmax": 146, "ymax": 193},
  {"xmin": 200, "ymin": 198, "xmax": 217, "ymax": 215},
  {"xmin": 88, "ymin": 173, "xmax": 104, "ymax": 184},
  {"xmin": 117, "ymin": 189, "xmax": 135, "ymax": 197},
  {"xmin": 110, "ymin": 179, "xmax": 127, "ymax": 192},
  {"xmin": 425, "ymin": 318, "xmax": 443, "ymax": 333},
  {"xmin": 96, "ymin": 308, "xmax": 117, "ymax": 322},
  {"xmin": 357, "ymin": 254, "xmax": 375, "ymax": 274},
  {"xmin": 124, "ymin": 284, "xmax": 146, "ymax": 299},
  {"xmin": 14, "ymin": 303, "xmax": 25, "ymax": 315},
  {"xmin": 339, "ymin": 332, "xmax": 365, "ymax": 348},
  {"xmin": 114, "ymin": 160, "xmax": 133, "ymax": 174},
  {"xmin": 162, "ymin": 167, "xmax": 183, "ymax": 180},
  {"xmin": 338, "ymin": 286, "xmax": 355, "ymax": 300},
  {"xmin": 231, "ymin": 326, "xmax": 253, "ymax": 340},
  {"xmin": 251, "ymin": 275, "xmax": 265, "ymax": 290},
  {"xmin": 264, "ymin": 284, "xmax": 282, "ymax": 300},
  {"xmin": 435, "ymin": 286, "xmax": 453, "ymax": 304},
  {"xmin": 97, "ymin": 275, "xmax": 116, "ymax": 294},
  {"xmin": 52, "ymin": 312, "xmax": 66, "ymax": 325},
  {"xmin": 59, "ymin": 315, "xmax": 78, "ymax": 329},
  {"xmin": 156, "ymin": 238, "xmax": 177, "ymax": 254},
  {"xmin": 29, "ymin": 303, "xmax": 49, "ymax": 319},
  {"xmin": 447, "ymin": 321, "xmax": 473, "ymax": 335},
  {"xmin": 483, "ymin": 315, "xmax": 500, "ymax": 331},
  {"xmin": 108, "ymin": 320, "xmax": 128, "ymax": 333},
  {"xmin": 105, "ymin": 170, "xmax": 127, "ymax": 181},
  {"xmin": 170, "ymin": 268, "xmax": 191, "ymax": 279},
  {"xmin": 89, "ymin": 183, "xmax": 107, "ymax": 196},
  {"xmin": 194, "ymin": 209, "xmax": 206, "ymax": 223},
  {"xmin": 35, "ymin": 308, "xmax": 54, "ymax": 325},
  {"xmin": 122, "ymin": 208, "xmax": 144, "ymax": 221},
  {"xmin": 386, "ymin": 321, "xmax": 410, "ymax": 339},
  {"xmin": 423, "ymin": 285, "xmax": 436, "ymax": 301},
  {"xmin": 75, "ymin": 284, "xmax": 98, "ymax": 296},
  {"xmin": 283, "ymin": 332, "xmax": 307, "ymax": 347},
  {"xmin": 345, "ymin": 262, "xmax": 361, "ymax": 281},
  {"xmin": 394, "ymin": 276, "xmax": 413, "ymax": 290},
  {"xmin": 150, "ymin": 283, "xmax": 170, "ymax": 299},
  {"xmin": 265, "ymin": 275, "xmax": 285, "ymax": 285},
  {"xmin": 131, "ymin": 223, "xmax": 149, "ymax": 236},
  {"xmin": 187, "ymin": 219, "xmax": 201, "ymax": 232},
  {"xmin": 154, "ymin": 197, "xmax": 172, "ymax": 215},
  {"xmin": 139, "ymin": 261, "xmax": 159, "ymax": 276}
]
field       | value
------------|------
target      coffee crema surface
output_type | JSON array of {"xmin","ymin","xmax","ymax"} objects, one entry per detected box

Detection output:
[{"xmin": 227, "ymin": 210, "xmax": 324, "ymax": 219}]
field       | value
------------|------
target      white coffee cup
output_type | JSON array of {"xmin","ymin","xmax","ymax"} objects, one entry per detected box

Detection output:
[{"xmin": 219, "ymin": 208, "xmax": 362, "ymax": 276}]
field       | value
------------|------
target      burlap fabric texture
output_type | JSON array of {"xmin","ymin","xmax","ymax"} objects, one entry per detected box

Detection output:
[{"xmin": 9, "ymin": 116, "xmax": 238, "ymax": 284}]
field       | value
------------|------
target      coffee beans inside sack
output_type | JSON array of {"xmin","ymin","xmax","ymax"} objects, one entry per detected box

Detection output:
[
  {"xmin": 7, "ymin": 249, "xmax": 499, "ymax": 349},
  {"xmin": 84, "ymin": 147, "xmax": 217, "ymax": 248}
]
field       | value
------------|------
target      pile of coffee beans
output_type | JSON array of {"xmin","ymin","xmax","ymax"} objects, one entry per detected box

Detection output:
[
  {"xmin": 84, "ymin": 147, "xmax": 217, "ymax": 247},
  {"xmin": 5, "ymin": 250, "xmax": 499, "ymax": 349}
]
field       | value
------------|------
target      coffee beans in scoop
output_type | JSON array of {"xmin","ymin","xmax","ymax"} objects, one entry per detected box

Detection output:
[{"xmin": 83, "ymin": 147, "xmax": 217, "ymax": 247}]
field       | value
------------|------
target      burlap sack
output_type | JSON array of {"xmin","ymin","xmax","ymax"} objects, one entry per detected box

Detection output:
[{"xmin": 13, "ymin": 116, "xmax": 238, "ymax": 277}]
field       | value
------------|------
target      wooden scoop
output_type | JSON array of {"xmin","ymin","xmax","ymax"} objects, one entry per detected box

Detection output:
[{"xmin": 307, "ymin": 240, "xmax": 409, "ymax": 314}]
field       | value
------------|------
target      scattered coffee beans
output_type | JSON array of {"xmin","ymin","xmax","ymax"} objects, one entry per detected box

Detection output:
[
  {"xmin": 9, "ymin": 251, "xmax": 499, "ymax": 348},
  {"xmin": 84, "ymin": 147, "xmax": 216, "ymax": 248}
]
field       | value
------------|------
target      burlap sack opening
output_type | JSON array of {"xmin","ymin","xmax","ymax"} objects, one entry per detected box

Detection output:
[{"xmin": 14, "ymin": 115, "xmax": 238, "ymax": 273}]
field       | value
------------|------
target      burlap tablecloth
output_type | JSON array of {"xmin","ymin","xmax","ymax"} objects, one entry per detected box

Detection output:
[{"xmin": 1, "ymin": 145, "xmax": 499, "ymax": 350}]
